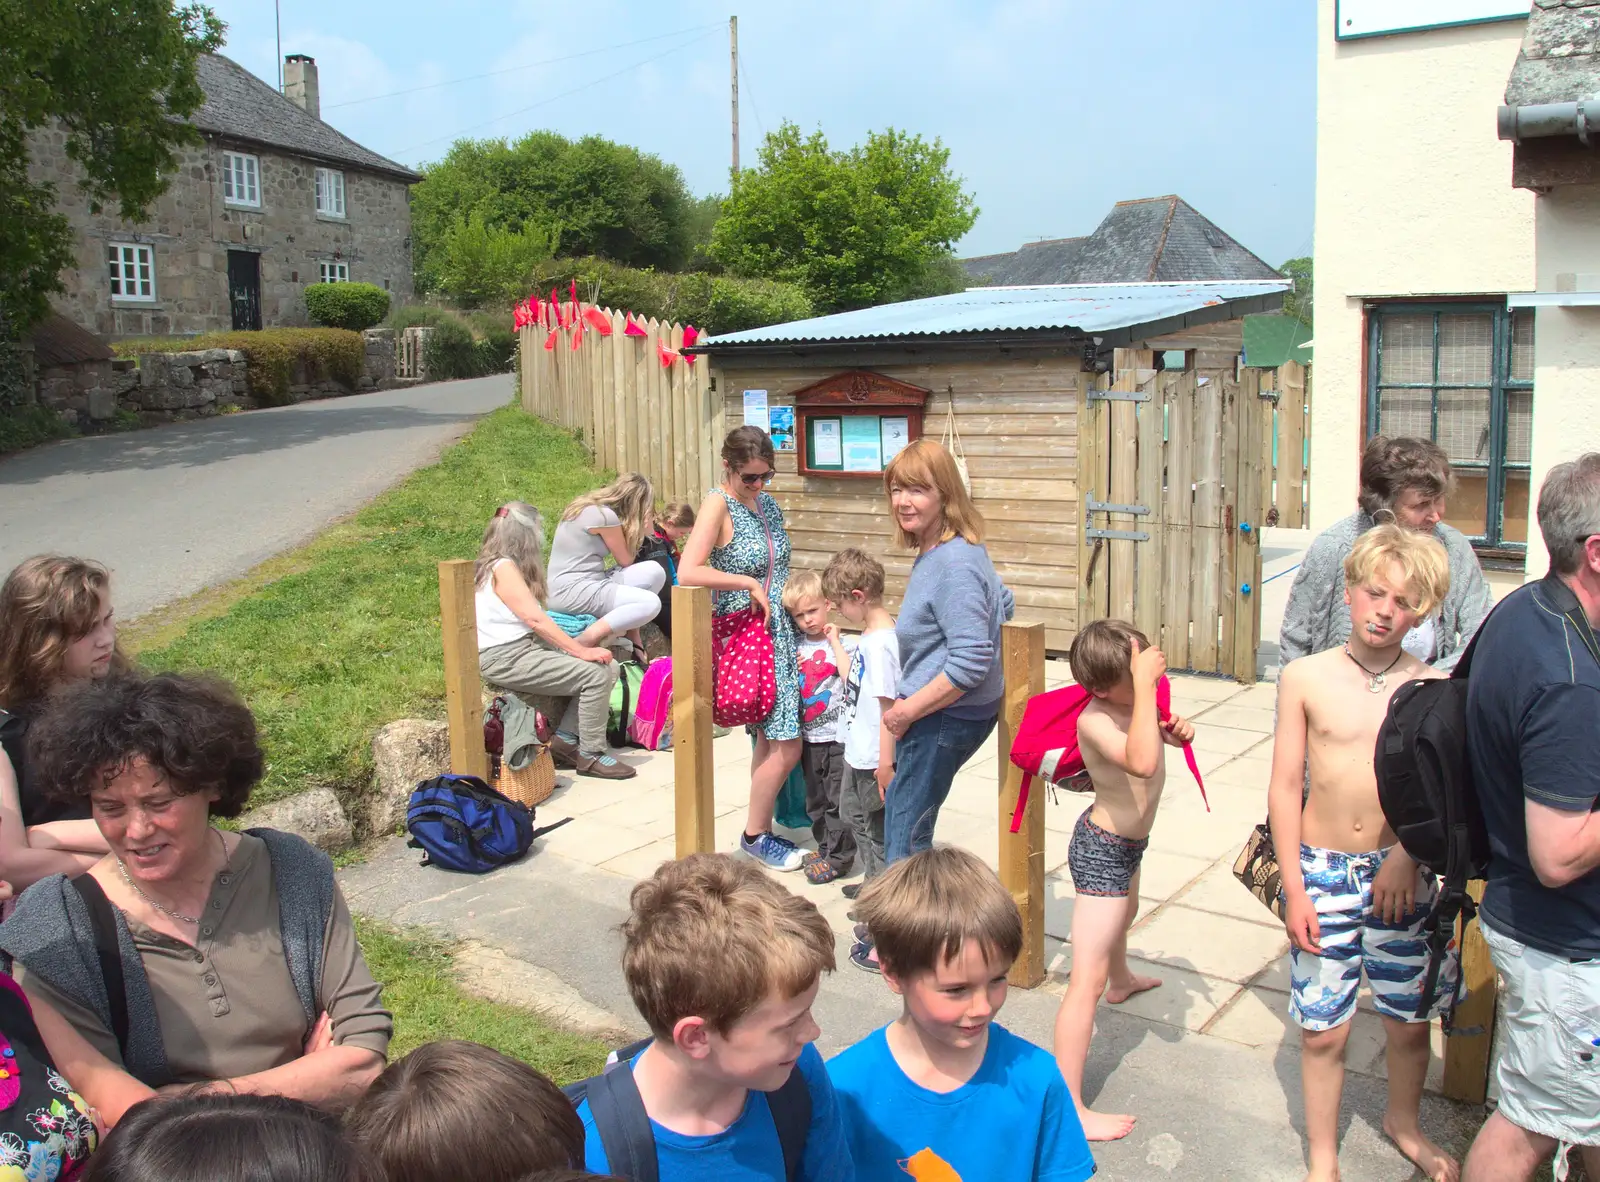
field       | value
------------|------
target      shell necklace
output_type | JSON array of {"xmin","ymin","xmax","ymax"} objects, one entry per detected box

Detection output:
[
  {"xmin": 115, "ymin": 828, "xmax": 230, "ymax": 926},
  {"xmin": 1344, "ymin": 644, "xmax": 1403, "ymax": 693}
]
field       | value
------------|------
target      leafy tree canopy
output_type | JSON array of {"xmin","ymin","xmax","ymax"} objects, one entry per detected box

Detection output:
[
  {"xmin": 1280, "ymin": 256, "xmax": 1312, "ymax": 328},
  {"xmin": 0, "ymin": 0, "xmax": 222, "ymax": 333},
  {"xmin": 432, "ymin": 209, "xmax": 556, "ymax": 309},
  {"xmin": 710, "ymin": 122, "xmax": 978, "ymax": 314},
  {"xmin": 410, "ymin": 132, "xmax": 696, "ymax": 294}
]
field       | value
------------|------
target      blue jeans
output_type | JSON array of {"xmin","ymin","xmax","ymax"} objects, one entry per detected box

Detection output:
[{"xmin": 884, "ymin": 708, "xmax": 998, "ymax": 864}]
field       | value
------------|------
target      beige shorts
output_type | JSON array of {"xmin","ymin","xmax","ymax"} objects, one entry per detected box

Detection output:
[{"xmin": 1483, "ymin": 921, "xmax": 1600, "ymax": 1146}]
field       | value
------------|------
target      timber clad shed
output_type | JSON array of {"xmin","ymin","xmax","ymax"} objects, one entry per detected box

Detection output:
[{"xmin": 694, "ymin": 279, "xmax": 1289, "ymax": 671}]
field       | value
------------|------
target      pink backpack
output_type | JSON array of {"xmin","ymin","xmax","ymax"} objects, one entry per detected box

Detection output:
[
  {"xmin": 629, "ymin": 658, "xmax": 674, "ymax": 751},
  {"xmin": 1006, "ymin": 675, "xmax": 1208, "ymax": 832}
]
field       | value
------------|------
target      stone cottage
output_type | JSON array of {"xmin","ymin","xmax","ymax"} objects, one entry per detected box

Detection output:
[{"xmin": 28, "ymin": 53, "xmax": 421, "ymax": 339}]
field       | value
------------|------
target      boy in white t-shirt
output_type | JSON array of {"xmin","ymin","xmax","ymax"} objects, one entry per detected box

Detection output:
[
  {"xmin": 822, "ymin": 549, "xmax": 900, "ymax": 909},
  {"xmin": 786, "ymin": 569, "xmax": 857, "ymax": 886}
]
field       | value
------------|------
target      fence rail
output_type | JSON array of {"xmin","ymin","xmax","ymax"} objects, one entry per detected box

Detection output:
[
  {"xmin": 518, "ymin": 309, "xmax": 719, "ymax": 504},
  {"xmin": 1259, "ymin": 360, "xmax": 1311, "ymax": 529}
]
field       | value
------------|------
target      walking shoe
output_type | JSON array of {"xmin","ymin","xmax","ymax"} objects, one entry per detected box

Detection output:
[
  {"xmin": 841, "ymin": 882, "xmax": 864, "ymax": 901},
  {"xmin": 849, "ymin": 939, "xmax": 880, "ymax": 974},
  {"xmin": 576, "ymin": 751, "xmax": 636, "ymax": 779},
  {"xmin": 547, "ymin": 734, "xmax": 582, "ymax": 770},
  {"xmin": 739, "ymin": 831, "xmax": 806, "ymax": 871}
]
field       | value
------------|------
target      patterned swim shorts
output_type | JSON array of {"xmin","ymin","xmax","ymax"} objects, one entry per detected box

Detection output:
[
  {"xmin": 1067, "ymin": 810, "xmax": 1148, "ymax": 898},
  {"xmin": 1287, "ymin": 843, "xmax": 1459, "ymax": 1032}
]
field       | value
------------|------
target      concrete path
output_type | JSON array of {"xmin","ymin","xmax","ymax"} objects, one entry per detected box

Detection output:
[
  {"xmin": 342, "ymin": 665, "xmax": 1484, "ymax": 1181},
  {"xmin": 0, "ymin": 374, "xmax": 512, "ymax": 618}
]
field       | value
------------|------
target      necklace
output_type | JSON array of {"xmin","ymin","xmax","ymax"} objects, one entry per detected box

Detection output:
[
  {"xmin": 115, "ymin": 829, "xmax": 230, "ymax": 926},
  {"xmin": 1344, "ymin": 644, "xmax": 1404, "ymax": 693}
]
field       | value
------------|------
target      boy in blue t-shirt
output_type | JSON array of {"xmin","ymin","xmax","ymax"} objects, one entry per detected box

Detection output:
[
  {"xmin": 828, "ymin": 847, "xmax": 1096, "ymax": 1181},
  {"xmin": 574, "ymin": 853, "xmax": 854, "ymax": 1181}
]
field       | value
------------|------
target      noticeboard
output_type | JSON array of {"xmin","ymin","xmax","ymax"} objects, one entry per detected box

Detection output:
[{"xmin": 788, "ymin": 370, "xmax": 930, "ymax": 478}]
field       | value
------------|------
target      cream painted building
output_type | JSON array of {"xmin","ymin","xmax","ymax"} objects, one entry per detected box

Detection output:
[{"xmin": 1312, "ymin": 1, "xmax": 1538, "ymax": 560}]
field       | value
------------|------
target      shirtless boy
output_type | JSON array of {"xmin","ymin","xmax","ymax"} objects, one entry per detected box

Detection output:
[
  {"xmin": 1269, "ymin": 523, "xmax": 1459, "ymax": 1182},
  {"xmin": 1052, "ymin": 619, "xmax": 1194, "ymax": 1142}
]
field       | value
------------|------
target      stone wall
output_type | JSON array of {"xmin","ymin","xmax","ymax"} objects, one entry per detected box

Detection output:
[
  {"xmin": 27, "ymin": 127, "xmax": 414, "ymax": 340},
  {"xmin": 34, "ymin": 329, "xmax": 415, "ymax": 429}
]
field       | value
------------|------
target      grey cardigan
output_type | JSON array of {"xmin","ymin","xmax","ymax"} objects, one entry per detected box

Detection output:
[
  {"xmin": 1279, "ymin": 511, "xmax": 1493, "ymax": 672},
  {"xmin": 0, "ymin": 828, "xmax": 334, "ymax": 1086}
]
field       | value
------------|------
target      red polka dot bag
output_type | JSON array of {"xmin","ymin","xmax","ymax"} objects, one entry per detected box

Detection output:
[{"xmin": 711, "ymin": 509, "xmax": 778, "ymax": 728}]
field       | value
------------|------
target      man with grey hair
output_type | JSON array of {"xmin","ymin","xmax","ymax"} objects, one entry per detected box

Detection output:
[{"xmin": 1463, "ymin": 454, "xmax": 1600, "ymax": 1182}]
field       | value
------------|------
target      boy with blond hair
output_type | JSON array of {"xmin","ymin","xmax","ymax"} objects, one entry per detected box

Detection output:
[
  {"xmin": 827, "ymin": 846, "xmax": 1096, "ymax": 1181},
  {"xmin": 574, "ymin": 853, "xmax": 853, "ymax": 1181},
  {"xmin": 784, "ymin": 568, "xmax": 856, "ymax": 885},
  {"xmin": 1269, "ymin": 523, "xmax": 1458, "ymax": 1182},
  {"xmin": 822, "ymin": 548, "xmax": 899, "ymax": 909},
  {"xmin": 1052, "ymin": 618, "xmax": 1194, "ymax": 1142}
]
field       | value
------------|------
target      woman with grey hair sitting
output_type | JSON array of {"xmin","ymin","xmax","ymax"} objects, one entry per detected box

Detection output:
[{"xmin": 1280, "ymin": 435, "xmax": 1493, "ymax": 671}]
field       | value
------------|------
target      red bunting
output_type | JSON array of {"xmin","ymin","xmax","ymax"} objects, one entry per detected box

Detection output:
[
  {"xmin": 550, "ymin": 288, "xmax": 564, "ymax": 328},
  {"xmin": 582, "ymin": 306, "xmax": 614, "ymax": 335},
  {"xmin": 657, "ymin": 339, "xmax": 680, "ymax": 368},
  {"xmin": 543, "ymin": 328, "xmax": 557, "ymax": 351},
  {"xmin": 624, "ymin": 316, "xmax": 647, "ymax": 337},
  {"xmin": 571, "ymin": 315, "xmax": 585, "ymax": 350},
  {"xmin": 681, "ymin": 324, "xmax": 699, "ymax": 348},
  {"xmin": 512, "ymin": 301, "xmax": 528, "ymax": 330}
]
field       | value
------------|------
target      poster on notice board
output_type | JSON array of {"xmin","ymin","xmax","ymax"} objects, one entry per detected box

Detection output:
[
  {"xmin": 742, "ymin": 390, "xmax": 769, "ymax": 433},
  {"xmin": 769, "ymin": 405, "xmax": 796, "ymax": 451}
]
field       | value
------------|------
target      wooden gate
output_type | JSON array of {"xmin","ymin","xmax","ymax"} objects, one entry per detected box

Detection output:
[
  {"xmin": 1259, "ymin": 360, "xmax": 1311, "ymax": 529},
  {"xmin": 1077, "ymin": 348, "xmax": 1267, "ymax": 683}
]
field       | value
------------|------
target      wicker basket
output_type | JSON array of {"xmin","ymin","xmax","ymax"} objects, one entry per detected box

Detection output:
[{"xmin": 493, "ymin": 746, "xmax": 556, "ymax": 809}]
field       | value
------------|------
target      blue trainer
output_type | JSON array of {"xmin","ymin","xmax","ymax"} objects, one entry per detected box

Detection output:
[{"xmin": 739, "ymin": 830, "xmax": 805, "ymax": 871}]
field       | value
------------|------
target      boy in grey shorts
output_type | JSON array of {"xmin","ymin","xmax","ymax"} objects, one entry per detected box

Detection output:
[{"xmin": 822, "ymin": 549, "xmax": 899, "ymax": 906}]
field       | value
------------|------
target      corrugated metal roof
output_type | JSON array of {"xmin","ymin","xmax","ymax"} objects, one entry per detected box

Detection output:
[{"xmin": 699, "ymin": 280, "xmax": 1289, "ymax": 349}]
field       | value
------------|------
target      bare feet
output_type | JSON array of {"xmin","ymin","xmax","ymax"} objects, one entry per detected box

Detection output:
[
  {"xmin": 1105, "ymin": 972, "xmax": 1162, "ymax": 1004},
  {"xmin": 1382, "ymin": 1117, "xmax": 1460, "ymax": 1182},
  {"xmin": 1079, "ymin": 1108, "xmax": 1137, "ymax": 1142},
  {"xmin": 1302, "ymin": 1162, "xmax": 1340, "ymax": 1182}
]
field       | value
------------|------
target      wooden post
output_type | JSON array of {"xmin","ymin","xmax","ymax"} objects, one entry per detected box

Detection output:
[
  {"xmin": 438, "ymin": 560, "xmax": 490, "ymax": 781},
  {"xmin": 673, "ymin": 585, "xmax": 715, "ymax": 857},
  {"xmin": 998, "ymin": 621, "xmax": 1047, "ymax": 987},
  {"xmin": 1443, "ymin": 883, "xmax": 1498, "ymax": 1104}
]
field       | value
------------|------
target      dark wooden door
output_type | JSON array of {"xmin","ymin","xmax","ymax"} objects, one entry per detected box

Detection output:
[{"xmin": 227, "ymin": 250, "xmax": 261, "ymax": 331}]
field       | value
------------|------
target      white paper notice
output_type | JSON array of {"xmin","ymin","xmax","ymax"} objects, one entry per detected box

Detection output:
[
  {"xmin": 742, "ymin": 389, "xmax": 769, "ymax": 432},
  {"xmin": 880, "ymin": 416, "xmax": 910, "ymax": 462},
  {"xmin": 812, "ymin": 419, "xmax": 843, "ymax": 466}
]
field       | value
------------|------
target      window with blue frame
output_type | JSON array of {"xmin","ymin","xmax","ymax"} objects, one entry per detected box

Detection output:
[{"xmin": 1366, "ymin": 303, "xmax": 1533, "ymax": 549}]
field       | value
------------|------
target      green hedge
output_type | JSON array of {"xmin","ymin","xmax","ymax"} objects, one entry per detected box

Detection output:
[
  {"xmin": 112, "ymin": 328, "xmax": 365, "ymax": 407},
  {"xmin": 386, "ymin": 306, "xmax": 516, "ymax": 381},
  {"xmin": 0, "ymin": 404, "xmax": 74, "ymax": 454},
  {"xmin": 304, "ymin": 282, "xmax": 390, "ymax": 331},
  {"xmin": 529, "ymin": 258, "xmax": 812, "ymax": 335}
]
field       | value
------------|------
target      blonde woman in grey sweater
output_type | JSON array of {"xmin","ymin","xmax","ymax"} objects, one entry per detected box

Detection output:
[{"xmin": 1279, "ymin": 436, "xmax": 1493, "ymax": 672}]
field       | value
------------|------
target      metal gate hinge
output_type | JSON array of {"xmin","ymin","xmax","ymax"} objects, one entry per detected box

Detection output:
[
  {"xmin": 1085, "ymin": 528, "xmax": 1149, "ymax": 542},
  {"xmin": 1086, "ymin": 499, "xmax": 1150, "ymax": 516}
]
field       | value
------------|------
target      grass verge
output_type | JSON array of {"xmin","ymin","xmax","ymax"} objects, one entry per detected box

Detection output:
[
  {"xmin": 355, "ymin": 918, "xmax": 608, "ymax": 1081},
  {"xmin": 131, "ymin": 404, "xmax": 608, "ymax": 811}
]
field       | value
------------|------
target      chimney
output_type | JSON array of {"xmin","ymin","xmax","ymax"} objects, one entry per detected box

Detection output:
[{"xmin": 283, "ymin": 54, "xmax": 320, "ymax": 120}]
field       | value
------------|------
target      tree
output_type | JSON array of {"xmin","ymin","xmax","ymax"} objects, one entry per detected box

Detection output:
[
  {"xmin": 410, "ymin": 132, "xmax": 695, "ymax": 295},
  {"xmin": 709, "ymin": 122, "xmax": 978, "ymax": 314},
  {"xmin": 0, "ymin": 0, "xmax": 223, "ymax": 333},
  {"xmin": 433, "ymin": 209, "xmax": 556, "ymax": 309},
  {"xmin": 1281, "ymin": 256, "xmax": 1313, "ymax": 329}
]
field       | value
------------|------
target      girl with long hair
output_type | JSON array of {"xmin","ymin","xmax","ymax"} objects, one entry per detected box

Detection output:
[
  {"xmin": 474, "ymin": 503, "xmax": 633, "ymax": 779},
  {"xmin": 546, "ymin": 473, "xmax": 665, "ymax": 657}
]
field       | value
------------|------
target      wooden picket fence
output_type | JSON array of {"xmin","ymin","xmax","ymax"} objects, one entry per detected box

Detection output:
[
  {"xmin": 518, "ymin": 308, "xmax": 720, "ymax": 504},
  {"xmin": 1258, "ymin": 360, "xmax": 1312, "ymax": 529}
]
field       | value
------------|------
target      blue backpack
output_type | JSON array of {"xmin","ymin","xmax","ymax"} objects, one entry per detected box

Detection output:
[{"xmin": 405, "ymin": 774, "xmax": 568, "ymax": 873}]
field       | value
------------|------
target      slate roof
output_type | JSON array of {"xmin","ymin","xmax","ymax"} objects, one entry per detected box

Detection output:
[
  {"xmin": 697, "ymin": 280, "xmax": 1289, "ymax": 350},
  {"xmin": 962, "ymin": 238, "xmax": 1086, "ymax": 286},
  {"xmin": 29, "ymin": 313, "xmax": 113, "ymax": 367},
  {"xmin": 191, "ymin": 54, "xmax": 420, "ymax": 183},
  {"xmin": 1504, "ymin": 0, "xmax": 1600, "ymax": 106},
  {"xmin": 959, "ymin": 196, "xmax": 1280, "ymax": 287}
]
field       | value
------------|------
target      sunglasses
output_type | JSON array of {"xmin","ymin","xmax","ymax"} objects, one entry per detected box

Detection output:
[{"xmin": 738, "ymin": 470, "xmax": 776, "ymax": 487}]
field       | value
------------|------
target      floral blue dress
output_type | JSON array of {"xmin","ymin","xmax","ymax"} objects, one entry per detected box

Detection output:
[{"xmin": 709, "ymin": 489, "xmax": 800, "ymax": 742}]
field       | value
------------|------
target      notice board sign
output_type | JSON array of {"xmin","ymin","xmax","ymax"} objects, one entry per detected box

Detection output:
[
  {"xmin": 1334, "ymin": 0, "xmax": 1526, "ymax": 40},
  {"xmin": 791, "ymin": 370, "xmax": 930, "ymax": 478}
]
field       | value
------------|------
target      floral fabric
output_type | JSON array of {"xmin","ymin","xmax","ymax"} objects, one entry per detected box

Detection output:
[{"xmin": 708, "ymin": 490, "xmax": 799, "ymax": 741}]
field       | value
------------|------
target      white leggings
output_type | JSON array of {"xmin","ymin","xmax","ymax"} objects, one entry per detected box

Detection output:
[{"xmin": 593, "ymin": 563, "xmax": 665, "ymax": 633}]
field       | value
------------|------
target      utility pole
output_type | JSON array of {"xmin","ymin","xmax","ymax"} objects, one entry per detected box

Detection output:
[
  {"xmin": 275, "ymin": 0, "xmax": 283, "ymax": 91},
  {"xmin": 729, "ymin": 15, "xmax": 740, "ymax": 179}
]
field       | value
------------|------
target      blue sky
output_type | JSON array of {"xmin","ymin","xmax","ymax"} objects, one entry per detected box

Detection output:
[{"xmin": 209, "ymin": 0, "xmax": 1315, "ymax": 265}]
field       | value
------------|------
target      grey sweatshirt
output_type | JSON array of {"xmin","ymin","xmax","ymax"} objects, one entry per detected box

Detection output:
[
  {"xmin": 896, "ymin": 537, "xmax": 1016, "ymax": 719},
  {"xmin": 1278, "ymin": 510, "xmax": 1493, "ymax": 672}
]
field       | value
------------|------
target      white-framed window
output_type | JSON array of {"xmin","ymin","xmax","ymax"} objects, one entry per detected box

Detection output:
[
  {"xmin": 221, "ymin": 151, "xmax": 260, "ymax": 207},
  {"xmin": 318, "ymin": 261, "xmax": 349, "ymax": 283},
  {"xmin": 314, "ymin": 168, "xmax": 345, "ymax": 217},
  {"xmin": 108, "ymin": 243, "xmax": 155, "ymax": 302}
]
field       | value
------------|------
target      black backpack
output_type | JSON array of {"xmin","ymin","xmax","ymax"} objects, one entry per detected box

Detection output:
[
  {"xmin": 1375, "ymin": 575, "xmax": 1599, "ymax": 1025},
  {"xmin": 564, "ymin": 1038, "xmax": 810, "ymax": 1181}
]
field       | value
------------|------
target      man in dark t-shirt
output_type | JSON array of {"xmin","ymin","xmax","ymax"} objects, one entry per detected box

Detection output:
[{"xmin": 1462, "ymin": 454, "xmax": 1600, "ymax": 1182}]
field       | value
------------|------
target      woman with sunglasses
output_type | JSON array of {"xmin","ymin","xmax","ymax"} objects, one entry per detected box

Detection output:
[{"xmin": 678, "ymin": 426, "xmax": 805, "ymax": 870}]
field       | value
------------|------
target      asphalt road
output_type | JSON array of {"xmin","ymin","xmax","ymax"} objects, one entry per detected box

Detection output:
[{"xmin": 0, "ymin": 374, "xmax": 513, "ymax": 618}]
